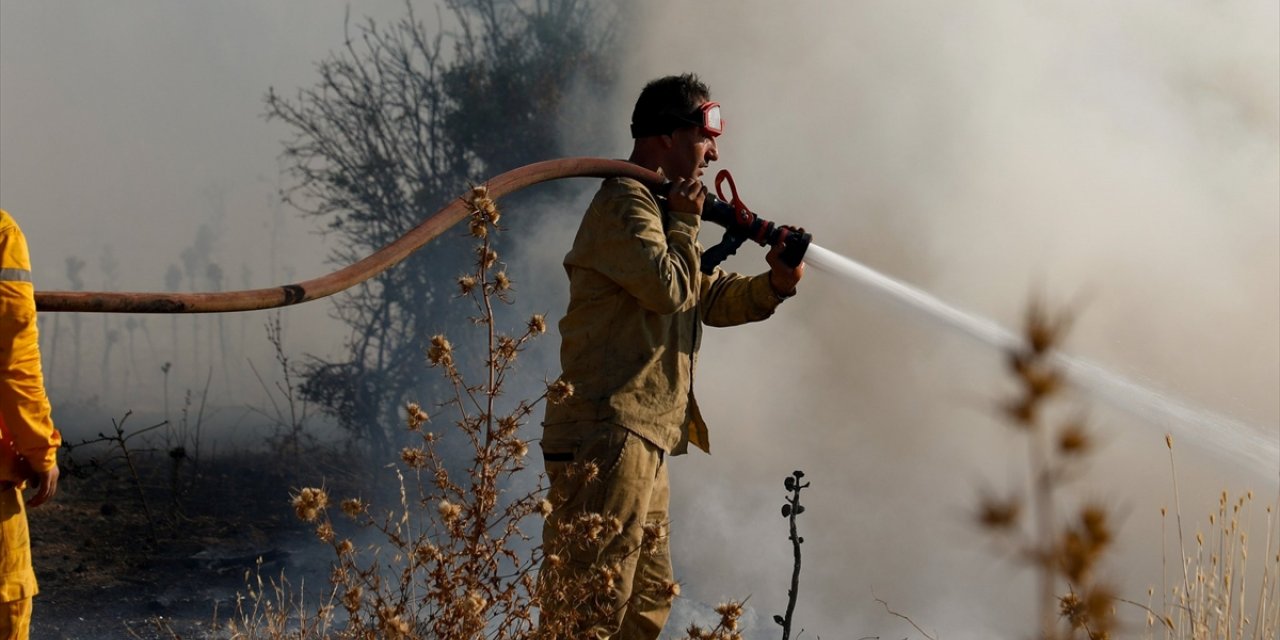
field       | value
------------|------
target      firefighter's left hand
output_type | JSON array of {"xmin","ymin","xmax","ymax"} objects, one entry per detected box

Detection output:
[
  {"xmin": 766, "ymin": 234, "xmax": 804, "ymax": 298},
  {"xmin": 26, "ymin": 465, "xmax": 58, "ymax": 508}
]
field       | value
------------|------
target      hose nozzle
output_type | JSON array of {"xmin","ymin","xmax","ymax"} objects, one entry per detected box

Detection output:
[{"xmin": 697, "ymin": 171, "xmax": 811, "ymax": 273}]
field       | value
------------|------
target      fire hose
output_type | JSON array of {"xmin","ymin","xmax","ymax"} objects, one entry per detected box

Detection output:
[
  {"xmin": 28, "ymin": 157, "xmax": 1279, "ymax": 479},
  {"xmin": 34, "ymin": 157, "xmax": 809, "ymax": 314}
]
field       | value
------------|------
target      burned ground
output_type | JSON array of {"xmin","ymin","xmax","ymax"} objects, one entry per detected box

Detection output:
[{"xmin": 29, "ymin": 441, "xmax": 369, "ymax": 640}]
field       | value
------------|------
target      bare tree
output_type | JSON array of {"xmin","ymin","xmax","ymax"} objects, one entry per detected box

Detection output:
[{"xmin": 266, "ymin": 0, "xmax": 617, "ymax": 450}]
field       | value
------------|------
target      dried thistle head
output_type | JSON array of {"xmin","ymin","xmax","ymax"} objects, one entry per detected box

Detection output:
[
  {"xmin": 977, "ymin": 493, "xmax": 1022, "ymax": 531},
  {"xmin": 497, "ymin": 335, "xmax": 518, "ymax": 361},
  {"xmin": 476, "ymin": 246, "xmax": 498, "ymax": 270},
  {"xmin": 714, "ymin": 601, "xmax": 744, "ymax": 632},
  {"xmin": 315, "ymin": 522, "xmax": 336, "ymax": 543},
  {"xmin": 1007, "ymin": 350, "xmax": 1061, "ymax": 399},
  {"xmin": 496, "ymin": 414, "xmax": 520, "ymax": 437},
  {"xmin": 376, "ymin": 607, "xmax": 411, "ymax": 639},
  {"xmin": 547, "ymin": 379, "xmax": 575, "ymax": 405},
  {"xmin": 465, "ymin": 590, "xmax": 487, "ymax": 615},
  {"xmin": 438, "ymin": 499, "xmax": 463, "ymax": 523},
  {"xmin": 1080, "ymin": 504, "xmax": 1111, "ymax": 546},
  {"xmin": 1059, "ymin": 585, "xmax": 1116, "ymax": 635},
  {"xmin": 405, "ymin": 401, "xmax": 430, "ymax": 430},
  {"xmin": 401, "ymin": 447, "xmax": 428, "ymax": 468},
  {"xmin": 1024, "ymin": 296, "xmax": 1073, "ymax": 354},
  {"xmin": 469, "ymin": 185, "xmax": 500, "ymax": 224},
  {"xmin": 642, "ymin": 521, "xmax": 668, "ymax": 555},
  {"xmin": 341, "ymin": 498, "xmax": 366, "ymax": 519},
  {"xmin": 292, "ymin": 487, "xmax": 329, "ymax": 522},
  {"xmin": 494, "ymin": 271, "xmax": 511, "ymax": 291},
  {"xmin": 505, "ymin": 438, "xmax": 529, "ymax": 459},
  {"xmin": 528, "ymin": 313, "xmax": 547, "ymax": 335},
  {"xmin": 413, "ymin": 542, "xmax": 438, "ymax": 565},
  {"xmin": 1057, "ymin": 419, "xmax": 1091, "ymax": 456},
  {"xmin": 458, "ymin": 274, "xmax": 477, "ymax": 295},
  {"xmin": 426, "ymin": 334, "xmax": 454, "ymax": 367},
  {"xmin": 1003, "ymin": 395, "xmax": 1038, "ymax": 428},
  {"xmin": 342, "ymin": 585, "xmax": 363, "ymax": 615}
]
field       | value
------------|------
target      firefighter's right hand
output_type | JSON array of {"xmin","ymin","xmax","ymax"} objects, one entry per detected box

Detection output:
[{"xmin": 668, "ymin": 178, "xmax": 706, "ymax": 215}]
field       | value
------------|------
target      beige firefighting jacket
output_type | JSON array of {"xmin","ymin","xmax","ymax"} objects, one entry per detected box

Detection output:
[
  {"xmin": 544, "ymin": 177, "xmax": 784, "ymax": 455},
  {"xmin": 0, "ymin": 210, "xmax": 60, "ymax": 486}
]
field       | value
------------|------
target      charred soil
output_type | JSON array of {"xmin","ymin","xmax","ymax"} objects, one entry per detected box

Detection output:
[{"xmin": 28, "ymin": 447, "xmax": 367, "ymax": 640}]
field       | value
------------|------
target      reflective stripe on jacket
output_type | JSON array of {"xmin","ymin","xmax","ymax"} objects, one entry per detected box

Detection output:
[
  {"xmin": 0, "ymin": 210, "xmax": 60, "ymax": 485},
  {"xmin": 544, "ymin": 177, "xmax": 782, "ymax": 455}
]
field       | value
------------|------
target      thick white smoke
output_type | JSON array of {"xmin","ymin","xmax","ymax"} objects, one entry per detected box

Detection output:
[{"xmin": 557, "ymin": 1, "xmax": 1278, "ymax": 637}]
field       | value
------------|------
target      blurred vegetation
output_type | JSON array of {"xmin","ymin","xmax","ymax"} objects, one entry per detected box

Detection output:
[{"xmin": 264, "ymin": 0, "xmax": 618, "ymax": 451}]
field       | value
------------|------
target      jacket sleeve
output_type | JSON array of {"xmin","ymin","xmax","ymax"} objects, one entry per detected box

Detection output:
[
  {"xmin": 699, "ymin": 267, "xmax": 783, "ymax": 328},
  {"xmin": 0, "ymin": 215, "xmax": 61, "ymax": 474},
  {"xmin": 586, "ymin": 187, "xmax": 703, "ymax": 315}
]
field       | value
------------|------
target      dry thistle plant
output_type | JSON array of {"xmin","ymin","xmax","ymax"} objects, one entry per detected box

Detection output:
[
  {"xmin": 976, "ymin": 298, "xmax": 1120, "ymax": 640},
  {"xmin": 680, "ymin": 600, "xmax": 748, "ymax": 640},
  {"xmin": 227, "ymin": 185, "xmax": 610, "ymax": 639},
  {"xmin": 1149, "ymin": 437, "xmax": 1280, "ymax": 639}
]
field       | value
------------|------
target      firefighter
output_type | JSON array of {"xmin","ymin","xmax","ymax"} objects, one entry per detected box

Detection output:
[
  {"xmin": 0, "ymin": 209, "xmax": 61, "ymax": 639},
  {"xmin": 538, "ymin": 74, "xmax": 803, "ymax": 638}
]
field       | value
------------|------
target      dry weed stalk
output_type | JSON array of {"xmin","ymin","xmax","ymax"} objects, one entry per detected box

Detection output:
[
  {"xmin": 1150, "ymin": 438, "xmax": 1279, "ymax": 640},
  {"xmin": 977, "ymin": 298, "xmax": 1119, "ymax": 639},
  {"xmin": 228, "ymin": 186, "xmax": 645, "ymax": 638}
]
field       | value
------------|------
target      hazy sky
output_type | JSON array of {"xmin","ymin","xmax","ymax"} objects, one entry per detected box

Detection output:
[{"xmin": 2, "ymin": 1, "xmax": 1278, "ymax": 638}]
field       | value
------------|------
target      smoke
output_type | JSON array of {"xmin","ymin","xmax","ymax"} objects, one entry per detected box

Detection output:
[
  {"xmin": 0, "ymin": 1, "xmax": 413, "ymax": 418},
  {"xmin": 538, "ymin": 1, "xmax": 1277, "ymax": 637}
]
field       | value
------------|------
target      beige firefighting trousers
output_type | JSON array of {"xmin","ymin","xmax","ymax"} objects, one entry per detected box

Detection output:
[{"xmin": 538, "ymin": 424, "xmax": 671, "ymax": 639}]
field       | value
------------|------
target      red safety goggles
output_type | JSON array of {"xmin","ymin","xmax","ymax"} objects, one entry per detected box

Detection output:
[
  {"xmin": 694, "ymin": 101, "xmax": 723, "ymax": 137},
  {"xmin": 630, "ymin": 101, "xmax": 724, "ymax": 138}
]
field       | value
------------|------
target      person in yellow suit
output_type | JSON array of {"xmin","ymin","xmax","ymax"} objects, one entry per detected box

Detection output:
[{"xmin": 0, "ymin": 210, "xmax": 61, "ymax": 640}]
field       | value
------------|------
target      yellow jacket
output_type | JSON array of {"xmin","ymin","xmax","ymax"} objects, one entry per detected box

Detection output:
[
  {"xmin": 0, "ymin": 210, "xmax": 60, "ymax": 486},
  {"xmin": 544, "ymin": 178, "xmax": 783, "ymax": 455}
]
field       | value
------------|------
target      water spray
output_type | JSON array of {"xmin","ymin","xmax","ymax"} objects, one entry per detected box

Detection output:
[
  {"xmin": 803, "ymin": 245, "xmax": 1278, "ymax": 482},
  {"xmin": 33, "ymin": 157, "xmax": 1276, "ymax": 482}
]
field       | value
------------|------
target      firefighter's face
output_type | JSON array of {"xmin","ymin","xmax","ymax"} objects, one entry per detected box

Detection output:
[{"xmin": 665, "ymin": 101, "xmax": 719, "ymax": 181}]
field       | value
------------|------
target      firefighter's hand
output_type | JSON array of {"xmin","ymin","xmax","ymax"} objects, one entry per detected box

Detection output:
[
  {"xmin": 26, "ymin": 465, "xmax": 58, "ymax": 508},
  {"xmin": 766, "ymin": 234, "xmax": 804, "ymax": 298},
  {"xmin": 668, "ymin": 178, "xmax": 706, "ymax": 215}
]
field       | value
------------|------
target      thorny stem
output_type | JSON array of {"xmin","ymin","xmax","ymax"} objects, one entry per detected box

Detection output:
[{"xmin": 779, "ymin": 470, "xmax": 809, "ymax": 640}]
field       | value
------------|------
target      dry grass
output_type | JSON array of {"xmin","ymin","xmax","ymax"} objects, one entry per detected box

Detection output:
[{"xmin": 1145, "ymin": 438, "xmax": 1280, "ymax": 639}]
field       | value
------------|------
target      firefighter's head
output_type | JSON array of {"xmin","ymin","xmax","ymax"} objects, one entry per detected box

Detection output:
[{"xmin": 629, "ymin": 73, "xmax": 721, "ymax": 181}]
